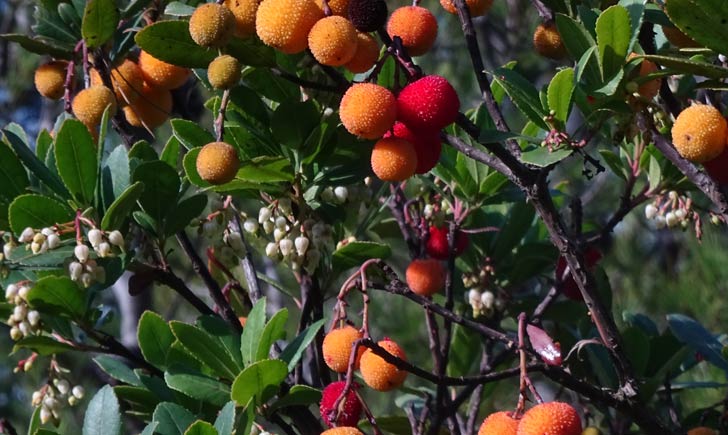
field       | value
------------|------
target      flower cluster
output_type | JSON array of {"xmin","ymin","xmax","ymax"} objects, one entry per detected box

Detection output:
[
  {"xmin": 5, "ymin": 282, "xmax": 41, "ymax": 341},
  {"xmin": 644, "ymin": 191, "xmax": 695, "ymax": 230},
  {"xmin": 31, "ymin": 373, "xmax": 84, "ymax": 424}
]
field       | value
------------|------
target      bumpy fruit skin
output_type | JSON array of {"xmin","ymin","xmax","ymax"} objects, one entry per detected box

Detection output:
[
  {"xmin": 256, "ymin": 0, "xmax": 323, "ymax": 54},
  {"xmin": 662, "ymin": 25, "xmax": 699, "ymax": 48},
  {"xmin": 308, "ymin": 16, "xmax": 358, "ymax": 66},
  {"xmin": 224, "ymin": 0, "xmax": 260, "ymax": 37},
  {"xmin": 34, "ymin": 61, "xmax": 68, "ymax": 100},
  {"xmin": 90, "ymin": 59, "xmax": 144, "ymax": 105},
  {"xmin": 123, "ymin": 83, "xmax": 172, "ymax": 129},
  {"xmin": 189, "ymin": 3, "xmax": 236, "ymax": 48},
  {"xmin": 478, "ymin": 411, "xmax": 519, "ymax": 435},
  {"xmin": 360, "ymin": 339, "xmax": 408, "ymax": 391},
  {"xmin": 321, "ymin": 428, "xmax": 363, "ymax": 435},
  {"xmin": 440, "ymin": 0, "xmax": 493, "ymax": 16},
  {"xmin": 387, "ymin": 6, "xmax": 438, "ymax": 56},
  {"xmin": 383, "ymin": 121, "xmax": 441, "ymax": 173},
  {"xmin": 322, "ymin": 325, "xmax": 363, "ymax": 373},
  {"xmin": 371, "ymin": 138, "xmax": 418, "ymax": 181},
  {"xmin": 339, "ymin": 83, "xmax": 397, "ymax": 139},
  {"xmin": 703, "ymin": 148, "xmax": 728, "ymax": 185},
  {"xmin": 687, "ymin": 428, "xmax": 716, "ymax": 435},
  {"xmin": 72, "ymin": 86, "xmax": 117, "ymax": 127},
  {"xmin": 348, "ymin": 0, "xmax": 387, "ymax": 32},
  {"xmin": 196, "ymin": 142, "xmax": 240, "ymax": 185},
  {"xmin": 534, "ymin": 23, "xmax": 567, "ymax": 60},
  {"xmin": 517, "ymin": 402, "xmax": 582, "ymax": 435},
  {"xmin": 138, "ymin": 50, "xmax": 191, "ymax": 90},
  {"xmin": 671, "ymin": 104, "xmax": 728, "ymax": 163},
  {"xmin": 344, "ymin": 32, "xmax": 380, "ymax": 73},
  {"xmin": 316, "ymin": 0, "xmax": 349, "ymax": 16},
  {"xmin": 406, "ymin": 259, "xmax": 445, "ymax": 297},
  {"xmin": 396, "ymin": 75, "xmax": 460, "ymax": 131},
  {"xmin": 627, "ymin": 53, "xmax": 661, "ymax": 100},
  {"xmin": 555, "ymin": 248, "xmax": 602, "ymax": 301},
  {"xmin": 208, "ymin": 55, "xmax": 242, "ymax": 89},
  {"xmin": 319, "ymin": 381, "xmax": 362, "ymax": 428},
  {"xmin": 426, "ymin": 225, "xmax": 468, "ymax": 260}
]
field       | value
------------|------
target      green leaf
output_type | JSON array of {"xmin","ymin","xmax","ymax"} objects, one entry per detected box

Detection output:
[
  {"xmin": 547, "ymin": 68, "xmax": 575, "ymax": 125},
  {"xmin": 140, "ymin": 422, "xmax": 159, "ymax": 435},
  {"xmin": 170, "ymin": 321, "xmax": 240, "ymax": 380},
  {"xmin": 227, "ymin": 38, "xmax": 276, "ymax": 68},
  {"xmin": 555, "ymin": 14, "xmax": 601, "ymax": 85},
  {"xmin": 520, "ymin": 147, "xmax": 573, "ymax": 167},
  {"xmin": 213, "ymin": 402, "xmax": 236, "ymax": 435},
  {"xmin": 171, "ymin": 119, "xmax": 215, "ymax": 150},
  {"xmin": 279, "ymin": 319, "xmax": 325, "ymax": 371},
  {"xmin": 0, "ymin": 141, "xmax": 28, "ymax": 201},
  {"xmin": 138, "ymin": 311, "xmax": 175, "ymax": 370},
  {"xmin": 196, "ymin": 316, "xmax": 243, "ymax": 370},
  {"xmin": 83, "ymin": 385, "xmax": 122, "ymax": 435},
  {"xmin": 185, "ymin": 421, "xmax": 218, "ymax": 435},
  {"xmin": 619, "ymin": 0, "xmax": 646, "ymax": 54},
  {"xmin": 268, "ymin": 385, "xmax": 322, "ymax": 413},
  {"xmin": 667, "ymin": 314, "xmax": 728, "ymax": 374},
  {"xmin": 164, "ymin": 1, "xmax": 195, "ymax": 16},
  {"xmin": 241, "ymin": 298, "xmax": 267, "ymax": 366},
  {"xmin": 94, "ymin": 355, "xmax": 142, "ymax": 386},
  {"xmin": 165, "ymin": 194, "xmax": 208, "ymax": 236},
  {"xmin": 183, "ymin": 148, "xmax": 209, "ymax": 188},
  {"xmin": 596, "ymin": 5, "xmax": 632, "ymax": 79},
  {"xmin": 28, "ymin": 406, "xmax": 41, "ymax": 435},
  {"xmin": 332, "ymin": 241, "xmax": 391, "ymax": 271},
  {"xmin": 135, "ymin": 21, "xmax": 215, "ymax": 68},
  {"xmin": 82, "ymin": 0, "xmax": 119, "ymax": 48},
  {"xmin": 101, "ymin": 182, "xmax": 144, "ymax": 231},
  {"xmin": 13, "ymin": 335, "xmax": 75, "ymax": 356},
  {"xmin": 161, "ymin": 136, "xmax": 182, "ymax": 168},
  {"xmin": 622, "ymin": 326, "xmax": 651, "ymax": 377},
  {"xmin": 165, "ymin": 368, "xmax": 231, "ymax": 406},
  {"xmin": 243, "ymin": 68, "xmax": 299, "ymax": 102},
  {"xmin": 256, "ymin": 308, "xmax": 288, "ymax": 362},
  {"xmin": 152, "ymin": 402, "xmax": 196, "ymax": 435},
  {"xmin": 237, "ymin": 156, "xmax": 294, "ymax": 183},
  {"xmin": 132, "ymin": 160, "xmax": 181, "ymax": 226},
  {"xmin": 271, "ymin": 100, "xmax": 320, "ymax": 149},
  {"xmin": 0, "ymin": 34, "xmax": 72, "ymax": 59},
  {"xmin": 230, "ymin": 359, "xmax": 288, "ymax": 406},
  {"xmin": 55, "ymin": 119, "xmax": 98, "ymax": 205},
  {"xmin": 665, "ymin": 0, "xmax": 728, "ymax": 53},
  {"xmin": 641, "ymin": 54, "xmax": 728, "ymax": 79},
  {"xmin": 478, "ymin": 130, "xmax": 539, "ymax": 144},
  {"xmin": 490, "ymin": 202, "xmax": 536, "ymax": 260},
  {"xmin": 2, "ymin": 128, "xmax": 70, "ymax": 198},
  {"xmin": 8, "ymin": 194, "xmax": 73, "ymax": 235},
  {"xmin": 491, "ymin": 68, "xmax": 549, "ymax": 130},
  {"xmin": 26, "ymin": 276, "xmax": 85, "ymax": 320},
  {"xmin": 105, "ymin": 145, "xmax": 131, "ymax": 199}
]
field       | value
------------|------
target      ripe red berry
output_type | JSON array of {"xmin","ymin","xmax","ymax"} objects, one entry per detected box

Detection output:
[
  {"xmin": 396, "ymin": 75, "xmax": 460, "ymax": 131},
  {"xmin": 320, "ymin": 381, "xmax": 363, "ymax": 428},
  {"xmin": 425, "ymin": 225, "xmax": 468, "ymax": 260},
  {"xmin": 383, "ymin": 122, "xmax": 442, "ymax": 174},
  {"xmin": 554, "ymin": 247, "xmax": 602, "ymax": 301}
]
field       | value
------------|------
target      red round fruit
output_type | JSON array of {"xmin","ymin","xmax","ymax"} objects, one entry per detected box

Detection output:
[
  {"xmin": 383, "ymin": 121, "xmax": 442, "ymax": 173},
  {"xmin": 703, "ymin": 148, "xmax": 728, "ymax": 185},
  {"xmin": 396, "ymin": 75, "xmax": 460, "ymax": 131},
  {"xmin": 425, "ymin": 225, "xmax": 468, "ymax": 260},
  {"xmin": 320, "ymin": 381, "xmax": 363, "ymax": 428},
  {"xmin": 555, "ymin": 247, "xmax": 602, "ymax": 301}
]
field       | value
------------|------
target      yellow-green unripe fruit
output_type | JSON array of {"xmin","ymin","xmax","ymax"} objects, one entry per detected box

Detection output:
[
  {"xmin": 207, "ymin": 55, "xmax": 242, "ymax": 89},
  {"xmin": 189, "ymin": 3, "xmax": 236, "ymax": 48}
]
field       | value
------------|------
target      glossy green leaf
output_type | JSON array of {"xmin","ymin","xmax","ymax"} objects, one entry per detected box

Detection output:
[
  {"xmin": 101, "ymin": 182, "xmax": 144, "ymax": 231},
  {"xmin": 268, "ymin": 385, "xmax": 322, "ymax": 413},
  {"xmin": 241, "ymin": 297, "xmax": 267, "ymax": 366},
  {"xmin": 641, "ymin": 54, "xmax": 728, "ymax": 79},
  {"xmin": 0, "ymin": 34, "xmax": 72, "ymax": 59},
  {"xmin": 555, "ymin": 14, "xmax": 601, "ymax": 85},
  {"xmin": 82, "ymin": 0, "xmax": 119, "ymax": 48},
  {"xmin": 132, "ymin": 160, "xmax": 180, "ymax": 225},
  {"xmin": 165, "ymin": 194, "xmax": 208, "ymax": 236},
  {"xmin": 13, "ymin": 335, "xmax": 76, "ymax": 356},
  {"xmin": 619, "ymin": 0, "xmax": 646, "ymax": 54},
  {"xmin": 227, "ymin": 38, "xmax": 276, "ymax": 68},
  {"xmin": 213, "ymin": 402, "xmax": 236, "ymax": 435},
  {"xmin": 237, "ymin": 156, "xmax": 294, "ymax": 183},
  {"xmin": 165, "ymin": 368, "xmax": 231, "ymax": 406},
  {"xmin": 596, "ymin": 5, "xmax": 632, "ymax": 79},
  {"xmin": 491, "ymin": 68, "xmax": 549, "ymax": 130},
  {"xmin": 94, "ymin": 355, "xmax": 142, "ymax": 386},
  {"xmin": 138, "ymin": 311, "xmax": 175, "ymax": 370},
  {"xmin": 135, "ymin": 21, "xmax": 215, "ymax": 68},
  {"xmin": 8, "ymin": 194, "xmax": 73, "ymax": 235},
  {"xmin": 547, "ymin": 68, "xmax": 575, "ymax": 124},
  {"xmin": 332, "ymin": 241, "xmax": 391, "ymax": 271},
  {"xmin": 520, "ymin": 147, "xmax": 573, "ymax": 167},
  {"xmin": 152, "ymin": 402, "xmax": 196, "ymax": 435},
  {"xmin": 279, "ymin": 319, "xmax": 325, "ymax": 371},
  {"xmin": 170, "ymin": 321, "xmax": 239, "ymax": 380},
  {"xmin": 3, "ymin": 128, "xmax": 70, "ymax": 198},
  {"xmin": 171, "ymin": 119, "xmax": 215, "ymax": 150},
  {"xmin": 667, "ymin": 314, "xmax": 728, "ymax": 374},
  {"xmin": 185, "ymin": 421, "xmax": 218, "ymax": 435},
  {"xmin": 26, "ymin": 276, "xmax": 85, "ymax": 320},
  {"xmin": 256, "ymin": 308, "xmax": 288, "ymax": 362},
  {"xmin": 83, "ymin": 385, "xmax": 122, "ymax": 435},
  {"xmin": 230, "ymin": 359, "xmax": 287, "ymax": 406},
  {"xmin": 0, "ymin": 141, "xmax": 28, "ymax": 200},
  {"xmin": 271, "ymin": 100, "xmax": 320, "ymax": 149},
  {"xmin": 666, "ymin": 0, "xmax": 728, "ymax": 53}
]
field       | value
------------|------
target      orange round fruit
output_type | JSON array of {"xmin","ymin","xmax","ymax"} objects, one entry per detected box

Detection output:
[
  {"xmin": 90, "ymin": 59, "xmax": 144, "ymax": 105},
  {"xmin": 406, "ymin": 259, "xmax": 445, "ymax": 297},
  {"xmin": 517, "ymin": 402, "xmax": 582, "ymax": 435},
  {"xmin": 440, "ymin": 0, "xmax": 493, "ymax": 16},
  {"xmin": 322, "ymin": 325, "xmax": 363, "ymax": 373},
  {"xmin": 34, "ymin": 61, "xmax": 68, "ymax": 100},
  {"xmin": 687, "ymin": 428, "xmax": 716, "ymax": 435},
  {"xmin": 72, "ymin": 85, "xmax": 117, "ymax": 127},
  {"xmin": 138, "ymin": 50, "xmax": 191, "ymax": 90},
  {"xmin": 189, "ymin": 3, "xmax": 236, "ymax": 48},
  {"xmin": 533, "ymin": 22, "xmax": 567, "ymax": 60},
  {"xmin": 344, "ymin": 32, "xmax": 380, "ymax": 73},
  {"xmin": 671, "ymin": 104, "xmax": 728, "ymax": 163},
  {"xmin": 387, "ymin": 6, "xmax": 438, "ymax": 56},
  {"xmin": 196, "ymin": 142, "xmax": 240, "ymax": 185},
  {"xmin": 627, "ymin": 53, "xmax": 661, "ymax": 100},
  {"xmin": 321, "ymin": 428, "xmax": 363, "ymax": 435},
  {"xmin": 256, "ymin": 0, "xmax": 324, "ymax": 54},
  {"xmin": 208, "ymin": 55, "xmax": 242, "ymax": 89},
  {"xmin": 308, "ymin": 16, "xmax": 358, "ymax": 66},
  {"xmin": 224, "ymin": 0, "xmax": 261, "ymax": 37},
  {"xmin": 371, "ymin": 138, "xmax": 417, "ymax": 181},
  {"xmin": 339, "ymin": 83, "xmax": 396, "ymax": 139},
  {"xmin": 359, "ymin": 338, "xmax": 408, "ymax": 391},
  {"xmin": 478, "ymin": 411, "xmax": 519, "ymax": 435},
  {"xmin": 315, "ymin": 0, "xmax": 349, "ymax": 16},
  {"xmin": 123, "ymin": 82, "xmax": 172, "ymax": 129}
]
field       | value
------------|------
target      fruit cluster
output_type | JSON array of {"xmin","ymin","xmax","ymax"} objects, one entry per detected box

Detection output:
[{"xmin": 478, "ymin": 402, "xmax": 582, "ymax": 435}]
